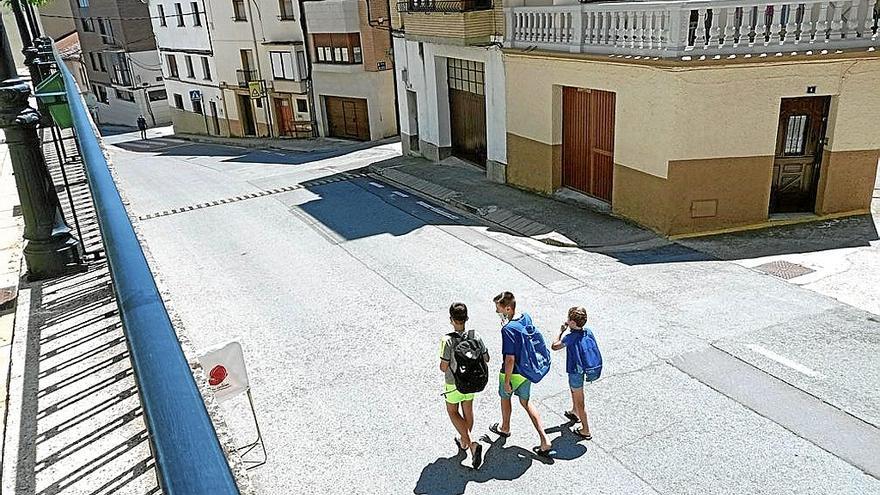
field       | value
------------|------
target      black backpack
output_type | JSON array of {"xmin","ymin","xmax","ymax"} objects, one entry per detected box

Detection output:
[{"xmin": 448, "ymin": 331, "xmax": 489, "ymax": 394}]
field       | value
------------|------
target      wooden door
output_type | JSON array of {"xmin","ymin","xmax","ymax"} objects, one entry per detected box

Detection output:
[
  {"xmin": 770, "ymin": 96, "xmax": 829, "ymax": 213},
  {"xmin": 274, "ymin": 97, "xmax": 295, "ymax": 136},
  {"xmin": 238, "ymin": 94, "xmax": 256, "ymax": 136},
  {"xmin": 562, "ymin": 87, "xmax": 615, "ymax": 202},
  {"xmin": 325, "ymin": 96, "xmax": 370, "ymax": 140},
  {"xmin": 447, "ymin": 58, "xmax": 487, "ymax": 166}
]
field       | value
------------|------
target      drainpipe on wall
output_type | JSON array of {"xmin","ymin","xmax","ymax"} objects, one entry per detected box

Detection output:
[
  {"xmin": 246, "ymin": 0, "xmax": 273, "ymax": 138},
  {"xmin": 296, "ymin": 0, "xmax": 319, "ymax": 138}
]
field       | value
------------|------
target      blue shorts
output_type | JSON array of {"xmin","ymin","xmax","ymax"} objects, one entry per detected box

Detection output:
[
  {"xmin": 568, "ymin": 373, "xmax": 586, "ymax": 389},
  {"xmin": 499, "ymin": 373, "xmax": 531, "ymax": 401}
]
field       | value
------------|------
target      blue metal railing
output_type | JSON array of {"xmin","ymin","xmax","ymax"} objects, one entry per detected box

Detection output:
[{"xmin": 51, "ymin": 48, "xmax": 241, "ymax": 494}]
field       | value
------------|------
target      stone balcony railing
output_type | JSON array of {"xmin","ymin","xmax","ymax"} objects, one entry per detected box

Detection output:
[{"xmin": 504, "ymin": 0, "xmax": 880, "ymax": 59}]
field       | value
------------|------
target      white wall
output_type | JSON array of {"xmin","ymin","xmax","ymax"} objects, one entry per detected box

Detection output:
[
  {"xmin": 148, "ymin": 0, "xmax": 212, "ymax": 51},
  {"xmin": 394, "ymin": 38, "xmax": 507, "ymax": 164},
  {"xmin": 313, "ymin": 68, "xmax": 397, "ymax": 140},
  {"xmin": 304, "ymin": 0, "xmax": 361, "ymax": 33}
]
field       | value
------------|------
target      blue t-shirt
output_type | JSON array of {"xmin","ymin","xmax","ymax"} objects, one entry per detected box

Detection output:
[
  {"xmin": 561, "ymin": 328, "xmax": 591, "ymax": 375},
  {"xmin": 500, "ymin": 313, "xmax": 533, "ymax": 374}
]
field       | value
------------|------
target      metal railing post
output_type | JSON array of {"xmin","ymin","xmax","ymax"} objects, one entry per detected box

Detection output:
[{"xmin": 0, "ymin": 16, "xmax": 83, "ymax": 280}]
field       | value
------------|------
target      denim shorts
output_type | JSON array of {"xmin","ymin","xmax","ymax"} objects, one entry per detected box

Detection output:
[
  {"xmin": 498, "ymin": 373, "xmax": 531, "ymax": 400},
  {"xmin": 568, "ymin": 372, "xmax": 586, "ymax": 389}
]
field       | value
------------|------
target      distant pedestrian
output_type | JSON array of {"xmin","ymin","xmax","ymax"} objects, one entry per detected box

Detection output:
[
  {"xmin": 488, "ymin": 291, "xmax": 553, "ymax": 457},
  {"xmin": 439, "ymin": 302, "xmax": 489, "ymax": 469},
  {"xmin": 136, "ymin": 114, "xmax": 147, "ymax": 140},
  {"xmin": 551, "ymin": 306, "xmax": 602, "ymax": 441}
]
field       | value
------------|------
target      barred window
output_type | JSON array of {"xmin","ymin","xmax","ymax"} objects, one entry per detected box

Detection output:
[{"xmin": 447, "ymin": 58, "xmax": 484, "ymax": 95}]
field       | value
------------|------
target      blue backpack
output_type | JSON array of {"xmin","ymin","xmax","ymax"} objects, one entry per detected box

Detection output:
[
  {"xmin": 505, "ymin": 314, "xmax": 551, "ymax": 383},
  {"xmin": 580, "ymin": 328, "xmax": 603, "ymax": 382}
]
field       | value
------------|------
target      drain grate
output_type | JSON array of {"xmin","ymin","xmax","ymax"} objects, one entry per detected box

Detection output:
[{"xmin": 754, "ymin": 260, "xmax": 815, "ymax": 280}]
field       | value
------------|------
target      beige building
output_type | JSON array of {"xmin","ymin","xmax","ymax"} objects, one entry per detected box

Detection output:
[
  {"xmin": 303, "ymin": 0, "xmax": 398, "ymax": 140},
  {"xmin": 502, "ymin": 0, "xmax": 880, "ymax": 235}
]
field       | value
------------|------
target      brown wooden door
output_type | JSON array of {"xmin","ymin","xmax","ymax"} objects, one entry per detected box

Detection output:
[
  {"xmin": 448, "ymin": 58, "xmax": 487, "ymax": 166},
  {"xmin": 770, "ymin": 96, "xmax": 829, "ymax": 214},
  {"xmin": 238, "ymin": 94, "xmax": 256, "ymax": 136},
  {"xmin": 274, "ymin": 97, "xmax": 295, "ymax": 136},
  {"xmin": 325, "ymin": 96, "xmax": 370, "ymax": 140},
  {"xmin": 562, "ymin": 87, "xmax": 615, "ymax": 202},
  {"xmin": 449, "ymin": 89, "xmax": 487, "ymax": 166}
]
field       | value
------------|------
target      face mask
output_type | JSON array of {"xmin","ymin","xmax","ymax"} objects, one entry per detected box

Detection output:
[{"xmin": 498, "ymin": 312, "xmax": 509, "ymax": 325}]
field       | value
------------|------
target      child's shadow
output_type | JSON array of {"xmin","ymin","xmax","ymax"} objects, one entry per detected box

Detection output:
[
  {"xmin": 413, "ymin": 435, "xmax": 534, "ymax": 495},
  {"xmin": 544, "ymin": 421, "xmax": 589, "ymax": 461}
]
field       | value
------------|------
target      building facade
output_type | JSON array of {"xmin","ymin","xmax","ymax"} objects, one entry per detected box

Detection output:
[
  {"xmin": 147, "ymin": 0, "xmax": 225, "ymax": 135},
  {"xmin": 69, "ymin": 0, "xmax": 170, "ymax": 127},
  {"xmin": 204, "ymin": 0, "xmax": 312, "ymax": 138},
  {"xmin": 502, "ymin": 0, "xmax": 879, "ymax": 236},
  {"xmin": 304, "ymin": 0, "xmax": 398, "ymax": 140},
  {"xmin": 392, "ymin": 0, "xmax": 508, "ymax": 181}
]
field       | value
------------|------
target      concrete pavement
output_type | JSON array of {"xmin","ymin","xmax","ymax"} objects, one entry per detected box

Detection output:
[
  {"xmin": 0, "ymin": 132, "xmax": 26, "ymax": 459},
  {"xmin": 107, "ymin": 134, "xmax": 880, "ymax": 494}
]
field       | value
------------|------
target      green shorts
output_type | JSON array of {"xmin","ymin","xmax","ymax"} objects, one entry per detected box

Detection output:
[{"xmin": 444, "ymin": 383, "xmax": 475, "ymax": 404}]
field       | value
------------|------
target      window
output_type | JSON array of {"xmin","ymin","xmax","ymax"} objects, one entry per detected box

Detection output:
[
  {"xmin": 103, "ymin": 19, "xmax": 114, "ymax": 43},
  {"xmin": 82, "ymin": 18, "xmax": 94, "ymax": 32},
  {"xmin": 173, "ymin": 93, "xmax": 184, "ymax": 109},
  {"xmin": 192, "ymin": 100, "xmax": 203, "ymax": 114},
  {"xmin": 784, "ymin": 115, "xmax": 809, "ymax": 155},
  {"xmin": 296, "ymin": 51, "xmax": 306, "ymax": 78},
  {"xmin": 148, "ymin": 90, "xmax": 168, "ymax": 101},
  {"xmin": 115, "ymin": 89, "xmax": 134, "ymax": 102},
  {"xmin": 175, "ymin": 3, "xmax": 185, "ymax": 26},
  {"xmin": 93, "ymin": 84, "xmax": 108, "ymax": 103},
  {"xmin": 233, "ymin": 0, "xmax": 247, "ymax": 20},
  {"xmin": 89, "ymin": 52, "xmax": 98, "ymax": 71},
  {"xmin": 312, "ymin": 33, "xmax": 361, "ymax": 65},
  {"xmin": 279, "ymin": 0, "xmax": 295, "ymax": 20},
  {"xmin": 185, "ymin": 55, "xmax": 195, "ymax": 78},
  {"xmin": 97, "ymin": 52, "xmax": 106, "ymax": 72},
  {"xmin": 78, "ymin": 0, "xmax": 88, "ymax": 7},
  {"xmin": 158, "ymin": 4, "xmax": 167, "ymax": 26},
  {"xmin": 191, "ymin": 2, "xmax": 201, "ymax": 26},
  {"xmin": 270, "ymin": 51, "xmax": 295, "ymax": 80},
  {"xmin": 447, "ymin": 58, "xmax": 484, "ymax": 95},
  {"xmin": 296, "ymin": 98, "xmax": 307, "ymax": 113},
  {"xmin": 165, "ymin": 54, "xmax": 179, "ymax": 78},
  {"xmin": 201, "ymin": 57, "xmax": 211, "ymax": 80}
]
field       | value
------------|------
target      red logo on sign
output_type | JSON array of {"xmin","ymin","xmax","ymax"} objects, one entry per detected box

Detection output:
[{"xmin": 209, "ymin": 365, "xmax": 228, "ymax": 386}]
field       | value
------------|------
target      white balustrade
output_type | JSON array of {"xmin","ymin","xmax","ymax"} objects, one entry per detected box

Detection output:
[{"xmin": 505, "ymin": 0, "xmax": 879, "ymax": 58}]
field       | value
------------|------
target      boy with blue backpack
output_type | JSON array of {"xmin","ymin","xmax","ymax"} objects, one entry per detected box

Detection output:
[
  {"xmin": 488, "ymin": 292, "xmax": 553, "ymax": 457},
  {"xmin": 551, "ymin": 306, "xmax": 603, "ymax": 440}
]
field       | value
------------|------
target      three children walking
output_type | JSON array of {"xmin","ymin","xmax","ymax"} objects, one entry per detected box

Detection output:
[{"xmin": 439, "ymin": 291, "xmax": 602, "ymax": 469}]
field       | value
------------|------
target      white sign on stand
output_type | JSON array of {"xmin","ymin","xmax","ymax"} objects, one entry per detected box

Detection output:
[
  {"xmin": 199, "ymin": 341, "xmax": 248, "ymax": 402},
  {"xmin": 197, "ymin": 341, "xmax": 266, "ymax": 469}
]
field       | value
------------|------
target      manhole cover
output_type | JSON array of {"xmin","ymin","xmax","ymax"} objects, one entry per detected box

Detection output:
[{"xmin": 754, "ymin": 260, "xmax": 815, "ymax": 280}]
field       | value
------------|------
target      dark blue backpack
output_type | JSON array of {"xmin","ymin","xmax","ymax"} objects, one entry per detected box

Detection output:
[
  {"xmin": 580, "ymin": 328, "xmax": 603, "ymax": 382},
  {"xmin": 505, "ymin": 314, "xmax": 551, "ymax": 384}
]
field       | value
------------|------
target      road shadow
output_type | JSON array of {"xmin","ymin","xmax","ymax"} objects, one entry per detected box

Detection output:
[
  {"xmin": 678, "ymin": 214, "xmax": 879, "ymax": 261},
  {"xmin": 413, "ymin": 436, "xmax": 534, "ymax": 495}
]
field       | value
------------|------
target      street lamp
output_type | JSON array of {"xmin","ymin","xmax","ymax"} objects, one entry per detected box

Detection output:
[{"xmin": 1, "ymin": 7, "xmax": 83, "ymax": 280}]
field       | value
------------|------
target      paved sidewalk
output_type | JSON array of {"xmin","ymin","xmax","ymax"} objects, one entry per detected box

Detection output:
[
  {"xmin": 369, "ymin": 155, "xmax": 665, "ymax": 252},
  {"xmin": 173, "ymin": 130, "xmax": 401, "ymax": 155},
  {"xmin": 0, "ymin": 132, "xmax": 26, "ymax": 458}
]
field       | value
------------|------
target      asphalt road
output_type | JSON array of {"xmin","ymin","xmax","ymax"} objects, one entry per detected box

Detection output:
[{"xmin": 109, "ymin": 129, "xmax": 880, "ymax": 495}]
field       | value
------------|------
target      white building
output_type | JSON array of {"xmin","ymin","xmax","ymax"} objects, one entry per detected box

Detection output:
[
  {"xmin": 207, "ymin": 0, "xmax": 311, "ymax": 138},
  {"xmin": 392, "ymin": 1, "xmax": 507, "ymax": 181},
  {"xmin": 148, "ymin": 0, "xmax": 224, "ymax": 135}
]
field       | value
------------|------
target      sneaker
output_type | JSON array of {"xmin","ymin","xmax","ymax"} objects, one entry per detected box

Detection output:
[{"xmin": 471, "ymin": 443, "xmax": 483, "ymax": 469}]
